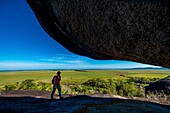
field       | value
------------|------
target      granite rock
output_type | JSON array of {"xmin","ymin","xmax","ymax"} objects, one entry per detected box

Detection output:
[{"xmin": 27, "ymin": 0, "xmax": 170, "ymax": 68}]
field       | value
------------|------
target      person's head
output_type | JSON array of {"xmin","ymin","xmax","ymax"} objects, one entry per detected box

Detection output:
[{"xmin": 57, "ymin": 71, "xmax": 61, "ymax": 75}]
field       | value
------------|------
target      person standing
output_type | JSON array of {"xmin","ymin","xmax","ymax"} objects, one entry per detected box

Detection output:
[{"xmin": 51, "ymin": 71, "xmax": 63, "ymax": 99}]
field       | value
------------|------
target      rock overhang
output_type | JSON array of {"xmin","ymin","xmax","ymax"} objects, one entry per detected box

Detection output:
[{"xmin": 26, "ymin": 0, "xmax": 170, "ymax": 68}]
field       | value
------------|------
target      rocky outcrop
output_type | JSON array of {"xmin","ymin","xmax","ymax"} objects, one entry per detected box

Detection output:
[
  {"xmin": 26, "ymin": 0, "xmax": 170, "ymax": 68},
  {"xmin": 145, "ymin": 79, "xmax": 170, "ymax": 95},
  {"xmin": 0, "ymin": 90, "xmax": 170, "ymax": 113}
]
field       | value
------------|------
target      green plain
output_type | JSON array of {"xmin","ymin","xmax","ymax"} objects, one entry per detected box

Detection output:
[{"xmin": 0, "ymin": 70, "xmax": 169, "ymax": 86}]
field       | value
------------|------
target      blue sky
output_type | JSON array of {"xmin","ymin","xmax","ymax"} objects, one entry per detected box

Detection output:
[{"xmin": 0, "ymin": 0, "xmax": 160, "ymax": 70}]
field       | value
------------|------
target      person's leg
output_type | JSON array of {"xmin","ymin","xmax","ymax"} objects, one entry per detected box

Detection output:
[
  {"xmin": 57, "ymin": 84, "xmax": 62, "ymax": 98},
  {"xmin": 51, "ymin": 85, "xmax": 56, "ymax": 99}
]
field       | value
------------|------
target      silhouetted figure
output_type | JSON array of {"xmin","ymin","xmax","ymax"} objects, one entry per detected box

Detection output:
[{"xmin": 51, "ymin": 71, "xmax": 63, "ymax": 99}]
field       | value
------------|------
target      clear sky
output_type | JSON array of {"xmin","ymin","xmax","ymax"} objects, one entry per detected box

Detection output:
[{"xmin": 0, "ymin": 0, "xmax": 160, "ymax": 70}]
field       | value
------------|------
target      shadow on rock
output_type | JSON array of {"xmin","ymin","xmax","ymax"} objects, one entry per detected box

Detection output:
[{"xmin": 0, "ymin": 95, "xmax": 170, "ymax": 113}]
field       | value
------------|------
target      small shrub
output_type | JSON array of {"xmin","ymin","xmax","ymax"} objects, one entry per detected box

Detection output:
[
  {"xmin": 4, "ymin": 84, "xmax": 16, "ymax": 91},
  {"xmin": 19, "ymin": 79, "xmax": 37, "ymax": 90}
]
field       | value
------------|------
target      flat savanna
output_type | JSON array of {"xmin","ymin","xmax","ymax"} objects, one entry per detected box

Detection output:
[{"xmin": 0, "ymin": 70, "xmax": 169, "ymax": 86}]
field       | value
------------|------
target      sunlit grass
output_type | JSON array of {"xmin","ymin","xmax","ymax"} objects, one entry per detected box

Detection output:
[
  {"xmin": 0, "ymin": 71, "xmax": 55, "ymax": 85},
  {"xmin": 0, "ymin": 70, "xmax": 169, "ymax": 86}
]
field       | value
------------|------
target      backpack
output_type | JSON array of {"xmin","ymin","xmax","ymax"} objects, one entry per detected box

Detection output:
[{"xmin": 52, "ymin": 76, "xmax": 56, "ymax": 84}]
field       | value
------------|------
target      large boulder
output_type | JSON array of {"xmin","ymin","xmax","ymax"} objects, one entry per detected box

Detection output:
[
  {"xmin": 0, "ymin": 91, "xmax": 170, "ymax": 112},
  {"xmin": 26, "ymin": 0, "xmax": 170, "ymax": 68},
  {"xmin": 145, "ymin": 76, "xmax": 170, "ymax": 95}
]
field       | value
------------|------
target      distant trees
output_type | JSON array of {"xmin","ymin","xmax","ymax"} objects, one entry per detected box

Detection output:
[{"xmin": 81, "ymin": 78, "xmax": 144, "ymax": 97}]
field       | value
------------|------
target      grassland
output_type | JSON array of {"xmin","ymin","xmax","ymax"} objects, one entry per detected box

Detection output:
[
  {"xmin": 0, "ymin": 70, "xmax": 169, "ymax": 86},
  {"xmin": 1, "ymin": 69, "xmax": 169, "ymax": 105}
]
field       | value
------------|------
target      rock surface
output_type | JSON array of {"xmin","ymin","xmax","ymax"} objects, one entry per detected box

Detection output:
[
  {"xmin": 26, "ymin": 0, "xmax": 170, "ymax": 68},
  {"xmin": 145, "ymin": 79, "xmax": 170, "ymax": 94},
  {"xmin": 0, "ymin": 90, "xmax": 170, "ymax": 113}
]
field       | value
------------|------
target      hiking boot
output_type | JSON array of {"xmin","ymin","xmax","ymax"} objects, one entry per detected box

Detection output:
[
  {"xmin": 60, "ymin": 97, "xmax": 63, "ymax": 99},
  {"xmin": 51, "ymin": 97, "xmax": 54, "ymax": 100}
]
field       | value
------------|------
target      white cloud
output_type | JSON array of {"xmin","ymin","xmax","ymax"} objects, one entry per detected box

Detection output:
[
  {"xmin": 39, "ymin": 54, "xmax": 87, "ymax": 64},
  {"xmin": 0, "ymin": 54, "xmax": 161, "ymax": 70},
  {"xmin": 0, "ymin": 61, "xmax": 161, "ymax": 71}
]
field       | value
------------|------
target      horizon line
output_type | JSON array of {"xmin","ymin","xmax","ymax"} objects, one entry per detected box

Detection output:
[{"xmin": 0, "ymin": 67, "xmax": 168, "ymax": 72}]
